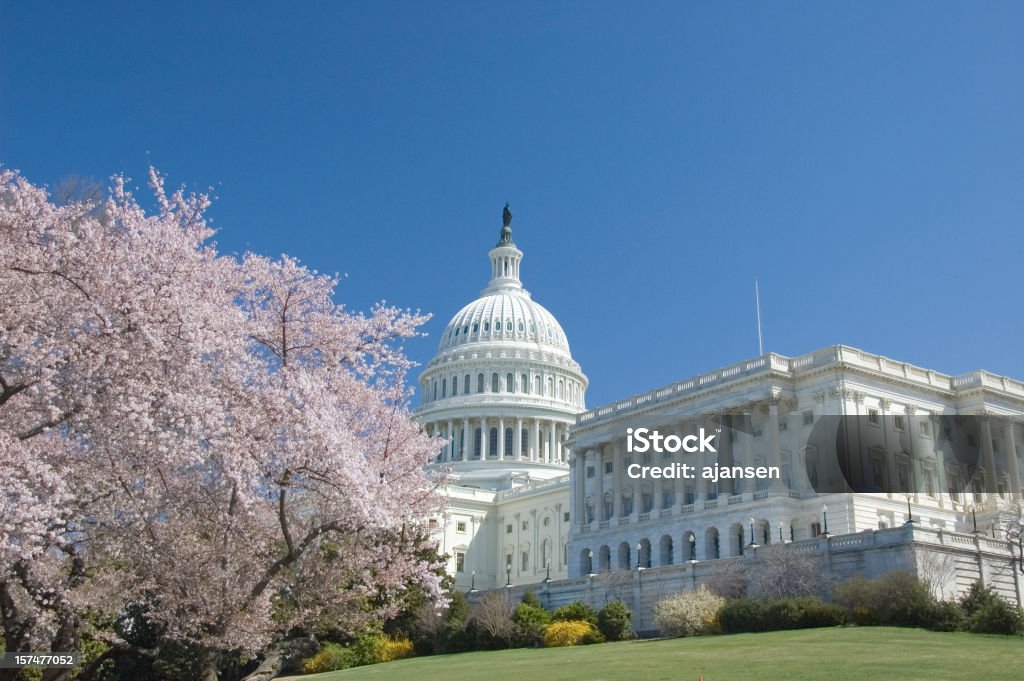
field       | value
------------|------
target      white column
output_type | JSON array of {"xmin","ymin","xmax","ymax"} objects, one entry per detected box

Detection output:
[
  {"xmin": 481, "ymin": 416, "xmax": 489, "ymax": 458},
  {"xmin": 462, "ymin": 418, "xmax": 470, "ymax": 461},
  {"xmin": 613, "ymin": 438, "xmax": 624, "ymax": 519},
  {"xmin": 498, "ymin": 417, "xmax": 505, "ymax": 458},
  {"xmin": 1003, "ymin": 418, "xmax": 1022, "ymax": 497},
  {"xmin": 549, "ymin": 421, "xmax": 557, "ymax": 463},
  {"xmin": 532, "ymin": 419, "xmax": 541, "ymax": 462},
  {"xmin": 594, "ymin": 448, "xmax": 604, "ymax": 523},
  {"xmin": 447, "ymin": 419, "xmax": 454, "ymax": 461},
  {"xmin": 767, "ymin": 398, "xmax": 786, "ymax": 490},
  {"xmin": 515, "ymin": 417, "xmax": 523, "ymax": 459},
  {"xmin": 574, "ymin": 452, "xmax": 586, "ymax": 527},
  {"xmin": 980, "ymin": 414, "xmax": 997, "ymax": 500}
]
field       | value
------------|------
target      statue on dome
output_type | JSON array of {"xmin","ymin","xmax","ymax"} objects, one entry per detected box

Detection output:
[{"xmin": 502, "ymin": 202, "xmax": 512, "ymax": 227}]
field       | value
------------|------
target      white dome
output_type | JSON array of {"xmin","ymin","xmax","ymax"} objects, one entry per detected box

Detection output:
[{"xmin": 439, "ymin": 290, "xmax": 571, "ymax": 356}]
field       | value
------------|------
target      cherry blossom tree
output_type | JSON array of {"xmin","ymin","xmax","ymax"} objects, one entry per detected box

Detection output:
[{"xmin": 1, "ymin": 168, "xmax": 443, "ymax": 680}]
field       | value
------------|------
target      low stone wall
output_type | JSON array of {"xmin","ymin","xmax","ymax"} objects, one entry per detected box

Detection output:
[{"xmin": 471, "ymin": 525, "xmax": 1021, "ymax": 633}]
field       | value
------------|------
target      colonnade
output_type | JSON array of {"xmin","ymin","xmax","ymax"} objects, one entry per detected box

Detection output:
[{"xmin": 425, "ymin": 417, "xmax": 570, "ymax": 464}]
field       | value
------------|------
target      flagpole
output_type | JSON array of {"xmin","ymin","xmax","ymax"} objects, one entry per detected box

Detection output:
[{"xmin": 755, "ymin": 277, "xmax": 764, "ymax": 355}]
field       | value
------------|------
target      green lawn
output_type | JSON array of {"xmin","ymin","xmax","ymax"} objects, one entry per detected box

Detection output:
[{"xmin": 281, "ymin": 628, "xmax": 1022, "ymax": 681}]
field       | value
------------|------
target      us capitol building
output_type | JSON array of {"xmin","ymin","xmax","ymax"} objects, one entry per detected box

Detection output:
[{"xmin": 416, "ymin": 209, "xmax": 1024, "ymax": 621}]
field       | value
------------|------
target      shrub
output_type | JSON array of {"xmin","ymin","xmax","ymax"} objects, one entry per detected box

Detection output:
[
  {"xmin": 719, "ymin": 597, "xmax": 844, "ymax": 633},
  {"xmin": 376, "ymin": 635, "xmax": 415, "ymax": 662},
  {"xmin": 552, "ymin": 601, "xmax": 598, "ymax": 627},
  {"xmin": 834, "ymin": 572, "xmax": 937, "ymax": 627},
  {"xmin": 579, "ymin": 627, "xmax": 607, "ymax": 645},
  {"xmin": 521, "ymin": 589, "xmax": 542, "ymax": 608},
  {"xmin": 597, "ymin": 601, "xmax": 636, "ymax": 641},
  {"xmin": 957, "ymin": 580, "xmax": 1022, "ymax": 633},
  {"xmin": 543, "ymin": 620, "xmax": 600, "ymax": 647},
  {"xmin": 302, "ymin": 643, "xmax": 356, "ymax": 674},
  {"xmin": 512, "ymin": 602, "xmax": 552, "ymax": 647},
  {"xmin": 654, "ymin": 585, "xmax": 725, "ymax": 637},
  {"xmin": 928, "ymin": 600, "xmax": 966, "ymax": 632}
]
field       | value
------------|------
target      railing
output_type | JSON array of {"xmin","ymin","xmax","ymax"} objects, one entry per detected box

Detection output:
[
  {"xmin": 575, "ymin": 344, "xmax": 1024, "ymax": 428},
  {"xmin": 727, "ymin": 495, "xmax": 743, "ymax": 505}
]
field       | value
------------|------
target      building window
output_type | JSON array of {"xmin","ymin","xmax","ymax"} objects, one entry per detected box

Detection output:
[
  {"xmin": 472, "ymin": 323, "xmax": 478, "ymax": 333},
  {"xmin": 521, "ymin": 520, "xmax": 528, "ymax": 531},
  {"xmin": 586, "ymin": 466, "xmax": 595, "ymax": 478},
  {"xmin": 464, "ymin": 374, "xmax": 470, "ymax": 394},
  {"xmin": 456, "ymin": 521, "xmax": 467, "ymax": 533},
  {"xmin": 870, "ymin": 449, "xmax": 887, "ymax": 489},
  {"xmin": 451, "ymin": 377, "xmax": 458, "ymax": 396},
  {"xmin": 896, "ymin": 459, "xmax": 912, "ymax": 491},
  {"xmin": 489, "ymin": 428, "xmax": 498, "ymax": 455},
  {"xmin": 506, "ymin": 523, "xmax": 512, "ymax": 534},
  {"xmin": 919, "ymin": 420, "xmax": 932, "ymax": 438},
  {"xmin": 491, "ymin": 373, "xmax": 500, "ymax": 392},
  {"xmin": 455, "ymin": 551, "xmax": 465, "ymax": 573},
  {"xmin": 868, "ymin": 409, "xmax": 880, "ymax": 425},
  {"xmin": 521, "ymin": 373, "xmax": 528, "ymax": 393},
  {"xmin": 521, "ymin": 551, "xmax": 529, "ymax": 571},
  {"xmin": 474, "ymin": 428, "xmax": 482, "ymax": 458},
  {"xmin": 477, "ymin": 373, "xmax": 484, "ymax": 393},
  {"xmin": 505, "ymin": 428, "xmax": 514, "ymax": 456},
  {"xmin": 811, "ymin": 521, "xmax": 822, "ymax": 537},
  {"xmin": 894, "ymin": 414, "xmax": 906, "ymax": 431},
  {"xmin": 803, "ymin": 410, "xmax": 814, "ymax": 426},
  {"xmin": 506, "ymin": 373, "xmax": 514, "ymax": 392},
  {"xmin": 605, "ymin": 461, "xmax": 613, "ymax": 474},
  {"xmin": 428, "ymin": 518, "xmax": 438, "ymax": 529},
  {"xmin": 779, "ymin": 420, "xmax": 788, "ymax": 431},
  {"xmin": 521, "ymin": 428, "xmax": 528, "ymax": 455}
]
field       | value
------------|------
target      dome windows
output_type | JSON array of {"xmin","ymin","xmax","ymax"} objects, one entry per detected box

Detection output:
[
  {"xmin": 484, "ymin": 321, "xmax": 490, "ymax": 332},
  {"xmin": 517, "ymin": 321, "xmax": 524, "ymax": 333},
  {"xmin": 472, "ymin": 322, "xmax": 479, "ymax": 333},
  {"xmin": 506, "ymin": 320, "xmax": 512, "ymax": 332}
]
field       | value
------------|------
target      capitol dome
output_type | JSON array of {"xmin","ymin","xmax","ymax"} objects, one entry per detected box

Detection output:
[{"xmin": 415, "ymin": 207, "xmax": 588, "ymax": 484}]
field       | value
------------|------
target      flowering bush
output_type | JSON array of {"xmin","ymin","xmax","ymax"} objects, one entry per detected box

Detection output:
[
  {"xmin": 654, "ymin": 585, "xmax": 725, "ymax": 637},
  {"xmin": 543, "ymin": 620, "xmax": 602, "ymax": 647}
]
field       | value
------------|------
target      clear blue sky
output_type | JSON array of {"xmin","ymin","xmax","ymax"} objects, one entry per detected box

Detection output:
[{"xmin": 3, "ymin": 2, "xmax": 1022, "ymax": 408}]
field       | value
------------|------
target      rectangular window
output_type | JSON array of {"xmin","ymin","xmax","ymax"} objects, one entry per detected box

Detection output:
[
  {"xmin": 778, "ymin": 420, "xmax": 788, "ymax": 431},
  {"xmin": 563, "ymin": 512, "xmax": 570, "ymax": 522},
  {"xmin": 803, "ymin": 410, "xmax": 814, "ymax": 426},
  {"xmin": 868, "ymin": 409, "xmax": 880, "ymax": 425},
  {"xmin": 521, "ymin": 521, "xmax": 528, "ymax": 531},
  {"xmin": 919, "ymin": 420, "xmax": 932, "ymax": 438},
  {"xmin": 455, "ymin": 551, "xmax": 465, "ymax": 573},
  {"xmin": 456, "ymin": 521, "xmax": 467, "ymax": 533},
  {"xmin": 605, "ymin": 461, "xmax": 613, "ymax": 474},
  {"xmin": 521, "ymin": 551, "xmax": 529, "ymax": 572},
  {"xmin": 893, "ymin": 415, "xmax": 906, "ymax": 431},
  {"xmin": 506, "ymin": 523, "xmax": 512, "ymax": 534},
  {"xmin": 428, "ymin": 518, "xmax": 438, "ymax": 529},
  {"xmin": 586, "ymin": 466, "xmax": 595, "ymax": 478}
]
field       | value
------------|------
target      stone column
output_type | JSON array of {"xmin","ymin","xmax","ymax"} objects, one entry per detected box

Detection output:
[
  {"xmin": 481, "ymin": 416, "xmax": 489, "ymax": 458},
  {"xmin": 767, "ymin": 397, "xmax": 786, "ymax": 490},
  {"xmin": 906, "ymin": 406, "xmax": 923, "ymax": 502},
  {"xmin": 447, "ymin": 419, "xmax": 454, "ymax": 461},
  {"xmin": 613, "ymin": 437, "xmax": 624, "ymax": 519},
  {"xmin": 498, "ymin": 417, "xmax": 505, "ymax": 458},
  {"xmin": 536, "ymin": 419, "xmax": 544, "ymax": 462},
  {"xmin": 549, "ymin": 421, "xmax": 557, "ymax": 463},
  {"xmin": 515, "ymin": 417, "xmax": 523, "ymax": 459},
  {"xmin": 1003, "ymin": 418, "xmax": 1022, "ymax": 497},
  {"xmin": 462, "ymin": 419, "xmax": 470, "ymax": 461},
  {"xmin": 980, "ymin": 413, "xmax": 997, "ymax": 502},
  {"xmin": 594, "ymin": 448, "xmax": 604, "ymax": 522},
  {"xmin": 631, "ymin": 444, "xmax": 643, "ymax": 520},
  {"xmin": 574, "ymin": 452, "xmax": 586, "ymax": 527}
]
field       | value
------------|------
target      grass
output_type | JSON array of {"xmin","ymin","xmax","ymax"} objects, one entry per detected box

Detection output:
[{"xmin": 280, "ymin": 627, "xmax": 1022, "ymax": 681}]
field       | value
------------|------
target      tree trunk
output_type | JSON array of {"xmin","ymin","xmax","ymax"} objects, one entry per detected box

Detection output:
[{"xmin": 198, "ymin": 649, "xmax": 220, "ymax": 681}]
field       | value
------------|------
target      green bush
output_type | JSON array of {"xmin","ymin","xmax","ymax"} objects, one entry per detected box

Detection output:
[
  {"xmin": 302, "ymin": 643, "xmax": 356, "ymax": 674},
  {"xmin": 597, "ymin": 601, "xmax": 636, "ymax": 641},
  {"xmin": 834, "ymin": 572, "xmax": 937, "ymax": 628},
  {"xmin": 959, "ymin": 583, "xmax": 1024, "ymax": 635},
  {"xmin": 543, "ymin": 620, "xmax": 600, "ymax": 647},
  {"xmin": 512, "ymin": 602, "xmax": 552, "ymax": 647},
  {"xmin": 928, "ymin": 600, "xmax": 966, "ymax": 632},
  {"xmin": 552, "ymin": 601, "xmax": 598, "ymax": 627},
  {"xmin": 719, "ymin": 597, "xmax": 844, "ymax": 633},
  {"xmin": 579, "ymin": 627, "xmax": 607, "ymax": 645},
  {"xmin": 520, "ymin": 589, "xmax": 542, "ymax": 608}
]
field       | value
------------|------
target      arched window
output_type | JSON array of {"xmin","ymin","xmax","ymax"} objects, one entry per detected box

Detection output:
[
  {"xmin": 491, "ymin": 373, "xmax": 500, "ymax": 393},
  {"xmin": 489, "ymin": 427, "xmax": 498, "ymax": 455},
  {"xmin": 542, "ymin": 538, "xmax": 551, "ymax": 568},
  {"xmin": 432, "ymin": 381, "xmax": 437, "ymax": 401},
  {"xmin": 547, "ymin": 377, "xmax": 553, "ymax": 396},
  {"xmin": 506, "ymin": 372, "xmax": 514, "ymax": 392},
  {"xmin": 472, "ymin": 322, "xmax": 479, "ymax": 333},
  {"xmin": 463, "ymin": 325, "xmax": 469, "ymax": 335},
  {"xmin": 451, "ymin": 376, "xmax": 457, "ymax": 396},
  {"xmin": 521, "ymin": 428, "xmax": 528, "ymax": 456},
  {"xmin": 473, "ymin": 428, "xmax": 482, "ymax": 458},
  {"xmin": 484, "ymin": 321, "xmax": 490, "ymax": 332},
  {"xmin": 517, "ymin": 321, "xmax": 524, "ymax": 333},
  {"xmin": 441, "ymin": 378, "xmax": 446, "ymax": 398},
  {"xmin": 477, "ymin": 373, "xmax": 484, "ymax": 393},
  {"xmin": 534, "ymin": 375, "xmax": 542, "ymax": 394},
  {"xmin": 558, "ymin": 379, "xmax": 564, "ymax": 400},
  {"xmin": 463, "ymin": 374, "xmax": 470, "ymax": 394},
  {"xmin": 506, "ymin": 320, "xmax": 512, "ymax": 331},
  {"xmin": 504, "ymin": 427, "xmax": 513, "ymax": 457},
  {"xmin": 521, "ymin": 373, "xmax": 528, "ymax": 393}
]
